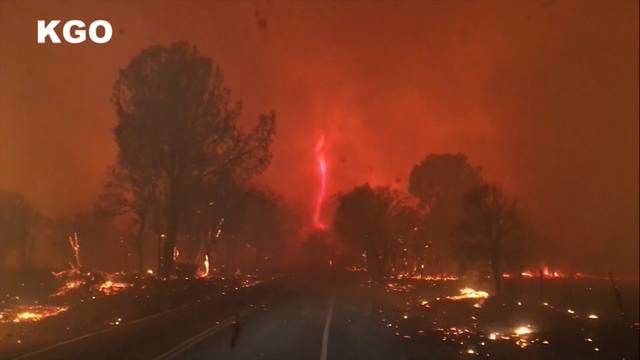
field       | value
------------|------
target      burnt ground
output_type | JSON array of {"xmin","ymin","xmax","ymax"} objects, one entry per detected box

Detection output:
[{"xmin": 0, "ymin": 270, "xmax": 637, "ymax": 360}]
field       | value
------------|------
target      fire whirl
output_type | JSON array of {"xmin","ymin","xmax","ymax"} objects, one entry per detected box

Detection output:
[{"xmin": 313, "ymin": 134, "xmax": 328, "ymax": 230}]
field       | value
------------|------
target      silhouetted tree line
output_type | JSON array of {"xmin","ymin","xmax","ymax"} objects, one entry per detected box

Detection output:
[
  {"xmin": 333, "ymin": 153, "xmax": 538, "ymax": 296},
  {"xmin": 1, "ymin": 42, "xmax": 539, "ymax": 289},
  {"xmin": 0, "ymin": 191, "xmax": 39, "ymax": 272}
]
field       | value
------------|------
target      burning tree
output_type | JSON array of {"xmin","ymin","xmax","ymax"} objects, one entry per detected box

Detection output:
[{"xmin": 112, "ymin": 41, "xmax": 275, "ymax": 277}]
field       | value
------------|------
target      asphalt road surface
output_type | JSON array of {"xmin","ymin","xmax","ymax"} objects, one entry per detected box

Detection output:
[{"xmin": 11, "ymin": 274, "xmax": 407, "ymax": 360}]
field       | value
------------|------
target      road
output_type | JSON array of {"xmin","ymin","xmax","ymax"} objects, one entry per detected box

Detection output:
[{"xmin": 11, "ymin": 274, "xmax": 407, "ymax": 360}]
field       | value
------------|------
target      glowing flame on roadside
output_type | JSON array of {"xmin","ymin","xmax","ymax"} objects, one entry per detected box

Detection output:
[
  {"xmin": 197, "ymin": 254, "xmax": 210, "ymax": 278},
  {"xmin": 542, "ymin": 266, "xmax": 564, "ymax": 278},
  {"xmin": 97, "ymin": 280, "xmax": 131, "ymax": 295},
  {"xmin": 521, "ymin": 270, "xmax": 534, "ymax": 278},
  {"xmin": 52, "ymin": 279, "xmax": 85, "ymax": 297},
  {"xmin": 0, "ymin": 305, "xmax": 68, "ymax": 323},
  {"xmin": 313, "ymin": 134, "xmax": 328, "ymax": 230},
  {"xmin": 447, "ymin": 287, "xmax": 489, "ymax": 300},
  {"xmin": 514, "ymin": 325, "xmax": 533, "ymax": 336},
  {"xmin": 396, "ymin": 273, "xmax": 458, "ymax": 281}
]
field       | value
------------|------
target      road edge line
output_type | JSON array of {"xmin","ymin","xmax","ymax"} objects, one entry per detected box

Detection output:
[{"xmin": 320, "ymin": 295, "xmax": 335, "ymax": 360}]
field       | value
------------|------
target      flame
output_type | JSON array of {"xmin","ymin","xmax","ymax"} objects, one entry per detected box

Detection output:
[
  {"xmin": 542, "ymin": 266, "xmax": 564, "ymax": 278},
  {"xmin": 514, "ymin": 325, "xmax": 533, "ymax": 336},
  {"xmin": 521, "ymin": 270, "xmax": 534, "ymax": 278},
  {"xmin": 197, "ymin": 254, "xmax": 210, "ymax": 278},
  {"xmin": 0, "ymin": 305, "xmax": 68, "ymax": 323},
  {"xmin": 68, "ymin": 232, "xmax": 81, "ymax": 270},
  {"xmin": 97, "ymin": 280, "xmax": 131, "ymax": 295},
  {"xmin": 313, "ymin": 134, "xmax": 328, "ymax": 230},
  {"xmin": 447, "ymin": 287, "xmax": 489, "ymax": 300},
  {"xmin": 516, "ymin": 267, "xmax": 565, "ymax": 279}
]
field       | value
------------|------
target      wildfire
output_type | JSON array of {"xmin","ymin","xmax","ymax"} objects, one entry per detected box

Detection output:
[
  {"xmin": 0, "ymin": 305, "xmax": 68, "ymax": 323},
  {"xmin": 447, "ymin": 287, "xmax": 489, "ymax": 300},
  {"xmin": 97, "ymin": 280, "xmax": 131, "ymax": 295},
  {"xmin": 313, "ymin": 134, "xmax": 328, "ymax": 230}
]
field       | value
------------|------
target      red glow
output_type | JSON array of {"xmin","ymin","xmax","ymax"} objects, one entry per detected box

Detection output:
[{"xmin": 313, "ymin": 134, "xmax": 328, "ymax": 230}]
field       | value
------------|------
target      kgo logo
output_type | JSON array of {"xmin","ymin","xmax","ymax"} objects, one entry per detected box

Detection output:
[{"xmin": 37, "ymin": 20, "xmax": 112, "ymax": 44}]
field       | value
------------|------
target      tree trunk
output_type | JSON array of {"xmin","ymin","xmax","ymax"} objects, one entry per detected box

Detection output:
[
  {"xmin": 490, "ymin": 221, "xmax": 503, "ymax": 298},
  {"xmin": 365, "ymin": 242, "xmax": 381, "ymax": 282},
  {"xmin": 161, "ymin": 177, "xmax": 182, "ymax": 277},
  {"xmin": 19, "ymin": 212, "xmax": 31, "ymax": 273},
  {"xmin": 135, "ymin": 210, "xmax": 148, "ymax": 272}
]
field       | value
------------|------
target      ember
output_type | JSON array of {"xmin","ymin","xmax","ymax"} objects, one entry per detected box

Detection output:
[
  {"xmin": 52, "ymin": 279, "xmax": 85, "ymax": 297},
  {"xmin": 395, "ymin": 273, "xmax": 459, "ymax": 281},
  {"xmin": 386, "ymin": 283, "xmax": 415, "ymax": 293}
]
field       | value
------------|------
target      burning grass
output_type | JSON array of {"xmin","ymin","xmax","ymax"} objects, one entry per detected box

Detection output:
[
  {"xmin": 0, "ymin": 305, "xmax": 68, "ymax": 323},
  {"xmin": 446, "ymin": 287, "xmax": 490, "ymax": 301},
  {"xmin": 0, "ymin": 267, "xmax": 275, "ymax": 357},
  {"xmin": 371, "ymin": 274, "xmax": 639, "ymax": 359}
]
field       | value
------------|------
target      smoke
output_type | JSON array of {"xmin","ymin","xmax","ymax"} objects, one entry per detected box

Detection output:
[{"xmin": 0, "ymin": 1, "xmax": 637, "ymax": 274}]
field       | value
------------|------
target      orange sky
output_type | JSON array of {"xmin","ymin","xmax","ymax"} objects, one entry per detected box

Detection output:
[{"xmin": 0, "ymin": 0, "xmax": 637, "ymax": 273}]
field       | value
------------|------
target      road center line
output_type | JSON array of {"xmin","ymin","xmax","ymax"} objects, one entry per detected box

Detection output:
[{"xmin": 320, "ymin": 295, "xmax": 335, "ymax": 360}]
